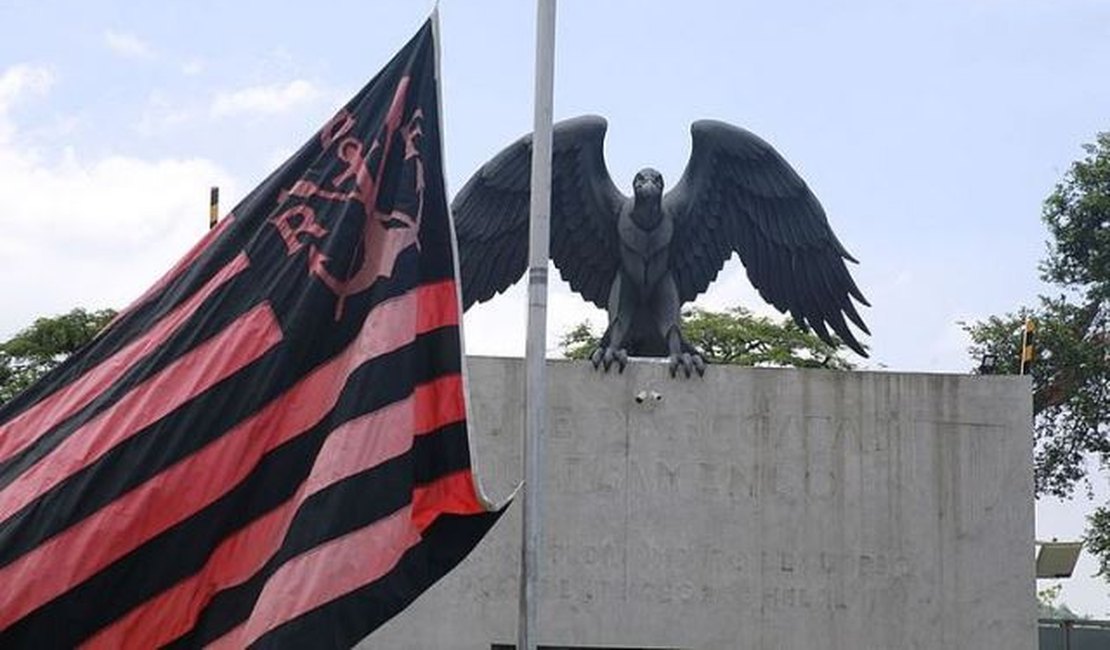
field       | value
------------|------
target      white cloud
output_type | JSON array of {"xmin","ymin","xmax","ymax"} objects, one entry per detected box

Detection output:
[
  {"xmin": 103, "ymin": 30, "xmax": 154, "ymax": 60},
  {"xmin": 0, "ymin": 64, "xmax": 54, "ymax": 110},
  {"xmin": 210, "ymin": 80, "xmax": 319, "ymax": 118},
  {"xmin": 461, "ymin": 265, "xmax": 604, "ymax": 359},
  {"xmin": 181, "ymin": 58, "xmax": 204, "ymax": 76},
  {"xmin": 0, "ymin": 64, "xmax": 234, "ymax": 338},
  {"xmin": 136, "ymin": 91, "xmax": 197, "ymax": 135},
  {"xmin": 0, "ymin": 64, "xmax": 54, "ymax": 144}
]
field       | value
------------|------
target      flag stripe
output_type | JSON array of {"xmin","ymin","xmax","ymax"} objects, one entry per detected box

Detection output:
[
  {"xmin": 414, "ymin": 373, "xmax": 464, "ymax": 436},
  {"xmin": 80, "ymin": 374, "xmax": 465, "ymax": 650},
  {"xmin": 0, "ymin": 252, "xmax": 251, "ymax": 464},
  {"xmin": 0, "ymin": 300, "xmax": 282, "ymax": 524},
  {"xmin": 224, "ymin": 470, "xmax": 483, "ymax": 650},
  {"xmin": 0, "ymin": 282, "xmax": 455, "ymax": 631},
  {"xmin": 252, "ymin": 508, "xmax": 504, "ymax": 650},
  {"xmin": 303, "ymin": 374, "xmax": 464, "ymax": 498},
  {"xmin": 159, "ymin": 423, "xmax": 472, "ymax": 649},
  {"xmin": 411, "ymin": 468, "xmax": 487, "ymax": 530},
  {"xmin": 81, "ymin": 498, "xmax": 292, "ymax": 650},
  {"xmin": 219, "ymin": 505, "xmax": 420, "ymax": 650}
]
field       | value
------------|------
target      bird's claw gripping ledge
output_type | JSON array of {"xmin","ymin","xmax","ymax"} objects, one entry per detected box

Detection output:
[
  {"xmin": 669, "ymin": 352, "xmax": 706, "ymax": 379},
  {"xmin": 590, "ymin": 347, "xmax": 628, "ymax": 373}
]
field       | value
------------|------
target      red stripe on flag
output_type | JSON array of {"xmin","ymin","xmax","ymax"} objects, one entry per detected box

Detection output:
[
  {"xmin": 302, "ymin": 397, "xmax": 416, "ymax": 497},
  {"xmin": 211, "ymin": 506, "xmax": 421, "ymax": 650},
  {"xmin": 412, "ymin": 374, "xmax": 464, "ymax": 436},
  {"xmin": 83, "ymin": 374, "xmax": 463, "ymax": 649},
  {"xmin": 0, "ymin": 252, "xmax": 251, "ymax": 465},
  {"xmin": 411, "ymin": 469, "xmax": 486, "ymax": 532},
  {"xmin": 212, "ymin": 469, "xmax": 485, "ymax": 649},
  {"xmin": 0, "ymin": 281, "xmax": 458, "ymax": 632},
  {"xmin": 79, "ymin": 504, "xmax": 291, "ymax": 650},
  {"xmin": 415, "ymin": 278, "xmax": 460, "ymax": 334},
  {"xmin": 0, "ymin": 300, "xmax": 282, "ymax": 523}
]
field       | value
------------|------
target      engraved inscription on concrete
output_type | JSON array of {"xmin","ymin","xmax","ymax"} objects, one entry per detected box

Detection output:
[{"xmin": 363, "ymin": 360, "xmax": 1035, "ymax": 650}]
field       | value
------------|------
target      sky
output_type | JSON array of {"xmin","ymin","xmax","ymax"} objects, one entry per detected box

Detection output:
[{"xmin": 1, "ymin": 0, "xmax": 1109, "ymax": 616}]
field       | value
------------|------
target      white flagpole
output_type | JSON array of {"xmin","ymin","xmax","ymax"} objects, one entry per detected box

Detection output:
[{"xmin": 520, "ymin": 1, "xmax": 556, "ymax": 649}]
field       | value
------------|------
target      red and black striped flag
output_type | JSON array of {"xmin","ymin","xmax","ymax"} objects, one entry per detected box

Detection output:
[{"xmin": 0, "ymin": 20, "xmax": 501, "ymax": 648}]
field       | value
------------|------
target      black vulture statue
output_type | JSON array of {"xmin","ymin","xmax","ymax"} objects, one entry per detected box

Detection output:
[{"xmin": 452, "ymin": 115, "xmax": 869, "ymax": 377}]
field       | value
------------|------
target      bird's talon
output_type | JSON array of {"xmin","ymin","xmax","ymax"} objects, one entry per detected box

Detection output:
[
  {"xmin": 591, "ymin": 347, "xmax": 629, "ymax": 373},
  {"xmin": 667, "ymin": 351, "xmax": 705, "ymax": 379}
]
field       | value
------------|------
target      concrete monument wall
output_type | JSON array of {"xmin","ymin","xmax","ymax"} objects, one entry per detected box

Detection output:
[{"xmin": 363, "ymin": 358, "xmax": 1035, "ymax": 650}]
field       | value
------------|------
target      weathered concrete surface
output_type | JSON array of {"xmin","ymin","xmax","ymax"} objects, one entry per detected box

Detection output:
[{"xmin": 363, "ymin": 358, "xmax": 1035, "ymax": 650}]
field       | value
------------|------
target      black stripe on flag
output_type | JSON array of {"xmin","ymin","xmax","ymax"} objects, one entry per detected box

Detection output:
[
  {"xmin": 253, "ymin": 509, "xmax": 505, "ymax": 650},
  {"xmin": 164, "ymin": 423, "xmax": 476, "ymax": 649}
]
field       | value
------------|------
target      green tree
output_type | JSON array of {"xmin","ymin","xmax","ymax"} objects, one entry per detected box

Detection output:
[
  {"xmin": 560, "ymin": 322, "xmax": 601, "ymax": 361},
  {"xmin": 962, "ymin": 132, "xmax": 1110, "ymax": 579},
  {"xmin": 560, "ymin": 306, "xmax": 858, "ymax": 369},
  {"xmin": 0, "ymin": 307, "xmax": 117, "ymax": 405}
]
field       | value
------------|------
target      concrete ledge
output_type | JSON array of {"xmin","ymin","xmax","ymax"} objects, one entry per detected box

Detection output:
[{"xmin": 363, "ymin": 358, "xmax": 1036, "ymax": 650}]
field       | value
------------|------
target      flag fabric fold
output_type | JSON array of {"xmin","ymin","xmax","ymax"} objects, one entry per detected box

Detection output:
[{"xmin": 0, "ymin": 19, "xmax": 501, "ymax": 649}]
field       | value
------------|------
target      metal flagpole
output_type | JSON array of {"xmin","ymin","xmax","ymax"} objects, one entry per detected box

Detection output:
[
  {"xmin": 209, "ymin": 187, "xmax": 219, "ymax": 230},
  {"xmin": 520, "ymin": 1, "xmax": 556, "ymax": 649},
  {"xmin": 1020, "ymin": 317, "xmax": 1035, "ymax": 375}
]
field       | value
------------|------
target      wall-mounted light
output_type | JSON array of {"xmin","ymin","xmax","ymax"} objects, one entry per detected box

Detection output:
[{"xmin": 1036, "ymin": 540, "xmax": 1083, "ymax": 579}]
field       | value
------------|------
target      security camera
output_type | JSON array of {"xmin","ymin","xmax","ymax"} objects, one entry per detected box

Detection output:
[{"xmin": 634, "ymin": 390, "xmax": 647, "ymax": 404}]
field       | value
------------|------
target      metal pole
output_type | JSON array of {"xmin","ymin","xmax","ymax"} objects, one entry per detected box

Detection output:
[
  {"xmin": 209, "ymin": 186, "xmax": 219, "ymax": 230},
  {"xmin": 519, "ymin": 1, "xmax": 556, "ymax": 649},
  {"xmin": 1020, "ymin": 317, "xmax": 1035, "ymax": 375}
]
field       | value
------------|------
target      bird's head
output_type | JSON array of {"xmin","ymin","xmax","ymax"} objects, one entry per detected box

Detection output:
[{"xmin": 632, "ymin": 168, "xmax": 664, "ymax": 201}]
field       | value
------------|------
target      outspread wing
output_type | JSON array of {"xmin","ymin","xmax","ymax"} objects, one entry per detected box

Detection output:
[
  {"xmin": 451, "ymin": 115, "xmax": 625, "ymax": 310},
  {"xmin": 663, "ymin": 120, "xmax": 870, "ymax": 355}
]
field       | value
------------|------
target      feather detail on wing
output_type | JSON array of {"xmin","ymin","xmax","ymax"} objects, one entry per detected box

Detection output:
[
  {"xmin": 451, "ymin": 115, "xmax": 625, "ymax": 310},
  {"xmin": 664, "ymin": 120, "xmax": 870, "ymax": 355}
]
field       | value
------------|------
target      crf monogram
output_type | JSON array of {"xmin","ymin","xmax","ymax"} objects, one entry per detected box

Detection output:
[{"xmin": 270, "ymin": 76, "xmax": 425, "ymax": 320}]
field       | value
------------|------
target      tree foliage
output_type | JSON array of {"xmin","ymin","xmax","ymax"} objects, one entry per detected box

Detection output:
[
  {"xmin": 560, "ymin": 306, "xmax": 858, "ymax": 369},
  {"xmin": 1041, "ymin": 134, "xmax": 1110, "ymax": 295},
  {"xmin": 962, "ymin": 132, "xmax": 1110, "ymax": 579},
  {"xmin": 0, "ymin": 308, "xmax": 116, "ymax": 405},
  {"xmin": 1037, "ymin": 583, "xmax": 1085, "ymax": 620},
  {"xmin": 964, "ymin": 298, "xmax": 1110, "ymax": 497}
]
